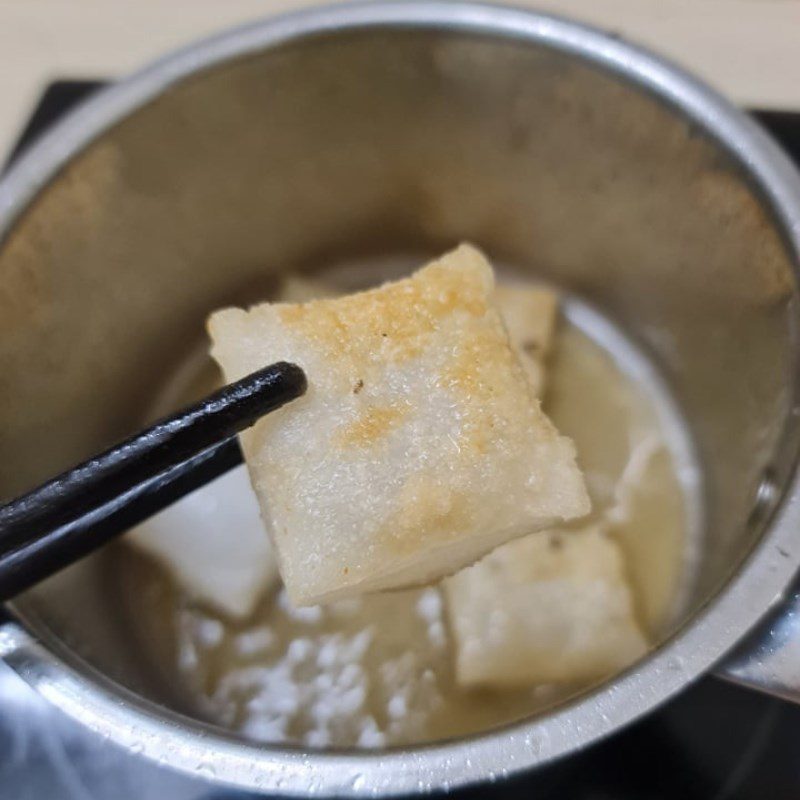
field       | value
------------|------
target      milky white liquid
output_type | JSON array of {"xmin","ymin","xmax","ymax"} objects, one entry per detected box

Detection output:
[{"xmin": 113, "ymin": 276, "xmax": 700, "ymax": 749}]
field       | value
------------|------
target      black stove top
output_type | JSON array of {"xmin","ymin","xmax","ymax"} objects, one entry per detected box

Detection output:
[{"xmin": 3, "ymin": 82, "xmax": 800, "ymax": 800}]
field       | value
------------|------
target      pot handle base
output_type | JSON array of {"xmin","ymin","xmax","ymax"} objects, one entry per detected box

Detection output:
[
  {"xmin": 714, "ymin": 585, "xmax": 800, "ymax": 703},
  {"xmin": 0, "ymin": 607, "xmax": 33, "ymax": 661}
]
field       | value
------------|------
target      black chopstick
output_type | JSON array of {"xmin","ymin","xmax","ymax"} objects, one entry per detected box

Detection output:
[{"xmin": 0, "ymin": 361, "xmax": 306, "ymax": 602}]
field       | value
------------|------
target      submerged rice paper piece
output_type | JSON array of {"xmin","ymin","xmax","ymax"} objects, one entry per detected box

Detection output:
[
  {"xmin": 277, "ymin": 275, "xmax": 336, "ymax": 304},
  {"xmin": 494, "ymin": 284, "xmax": 557, "ymax": 396},
  {"xmin": 127, "ymin": 465, "xmax": 278, "ymax": 619},
  {"xmin": 208, "ymin": 244, "xmax": 589, "ymax": 605},
  {"xmin": 445, "ymin": 525, "xmax": 647, "ymax": 686}
]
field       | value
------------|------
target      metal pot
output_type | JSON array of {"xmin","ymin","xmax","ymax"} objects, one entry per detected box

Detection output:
[{"xmin": 1, "ymin": 2, "xmax": 799, "ymax": 795}]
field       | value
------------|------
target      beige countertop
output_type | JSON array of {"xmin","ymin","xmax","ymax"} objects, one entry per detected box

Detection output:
[{"xmin": 2, "ymin": 0, "xmax": 800, "ymax": 156}]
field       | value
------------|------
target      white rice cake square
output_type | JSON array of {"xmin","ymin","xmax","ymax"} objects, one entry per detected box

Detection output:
[
  {"xmin": 494, "ymin": 284, "xmax": 557, "ymax": 397},
  {"xmin": 127, "ymin": 465, "xmax": 278, "ymax": 619},
  {"xmin": 208, "ymin": 244, "xmax": 589, "ymax": 605},
  {"xmin": 445, "ymin": 524, "xmax": 647, "ymax": 686}
]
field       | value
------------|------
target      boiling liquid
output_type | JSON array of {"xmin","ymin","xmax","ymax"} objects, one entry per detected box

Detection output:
[{"xmin": 115, "ymin": 281, "xmax": 699, "ymax": 748}]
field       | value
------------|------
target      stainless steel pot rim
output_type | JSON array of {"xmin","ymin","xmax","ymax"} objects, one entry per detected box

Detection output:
[{"xmin": 1, "ymin": 2, "xmax": 800, "ymax": 796}]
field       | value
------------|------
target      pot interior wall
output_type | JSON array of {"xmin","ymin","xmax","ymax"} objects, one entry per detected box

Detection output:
[{"xmin": 0, "ymin": 29, "xmax": 796, "ymax": 706}]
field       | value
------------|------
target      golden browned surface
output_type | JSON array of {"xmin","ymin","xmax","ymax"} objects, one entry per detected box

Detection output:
[
  {"xmin": 333, "ymin": 404, "xmax": 409, "ymax": 448},
  {"xmin": 208, "ymin": 245, "xmax": 588, "ymax": 605},
  {"xmin": 275, "ymin": 245, "xmax": 492, "ymax": 366}
]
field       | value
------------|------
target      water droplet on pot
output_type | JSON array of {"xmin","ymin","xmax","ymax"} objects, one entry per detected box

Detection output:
[
  {"xmin": 351, "ymin": 773, "xmax": 366, "ymax": 790},
  {"xmin": 196, "ymin": 762, "xmax": 216, "ymax": 779}
]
